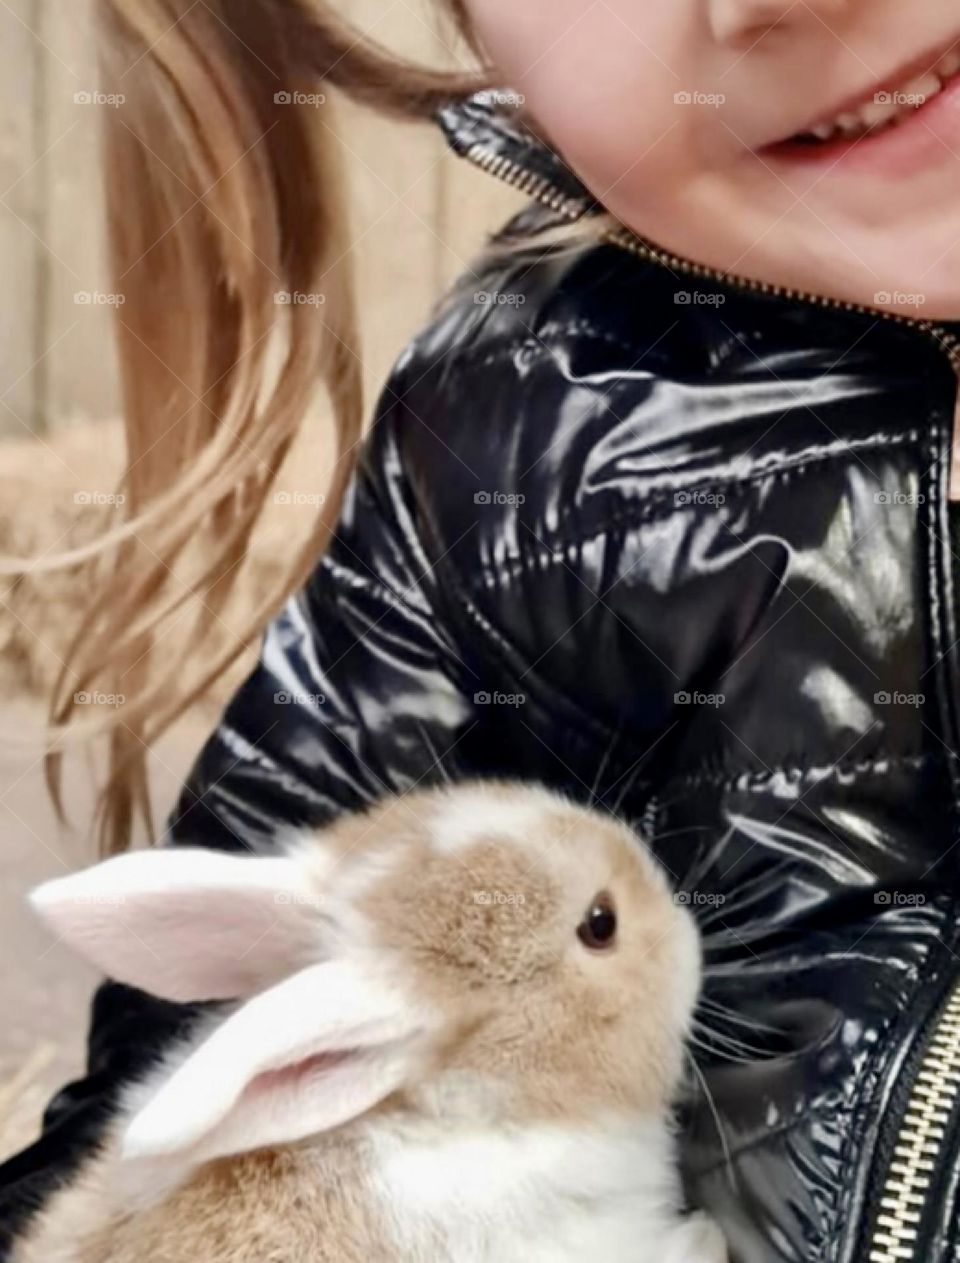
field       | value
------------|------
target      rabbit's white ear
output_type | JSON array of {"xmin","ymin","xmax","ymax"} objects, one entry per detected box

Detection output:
[
  {"xmin": 30, "ymin": 847, "xmax": 324, "ymax": 1001},
  {"xmin": 122, "ymin": 959, "xmax": 432, "ymax": 1162}
]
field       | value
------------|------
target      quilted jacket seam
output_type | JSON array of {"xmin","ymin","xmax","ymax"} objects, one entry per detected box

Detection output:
[
  {"xmin": 443, "ymin": 575, "xmax": 655, "ymax": 756},
  {"xmin": 459, "ymin": 429, "xmax": 925, "ymax": 587},
  {"xmin": 662, "ymin": 750, "xmax": 948, "ymax": 795},
  {"xmin": 831, "ymin": 967, "xmax": 923, "ymax": 1261},
  {"xmin": 317, "ymin": 551, "xmax": 424, "ymax": 615},
  {"xmin": 433, "ymin": 322, "xmax": 641, "ymax": 374},
  {"xmin": 923, "ymin": 425, "xmax": 960, "ymax": 814}
]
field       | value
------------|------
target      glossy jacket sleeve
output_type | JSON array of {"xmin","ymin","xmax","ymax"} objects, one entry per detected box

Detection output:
[{"xmin": 165, "ymin": 402, "xmax": 477, "ymax": 854}]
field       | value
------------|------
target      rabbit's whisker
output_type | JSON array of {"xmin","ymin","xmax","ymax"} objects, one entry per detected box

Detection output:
[
  {"xmin": 690, "ymin": 1024, "xmax": 765, "ymax": 1064},
  {"xmin": 697, "ymin": 997, "xmax": 785, "ymax": 1038},
  {"xmin": 588, "ymin": 726, "xmax": 621, "ymax": 809},
  {"xmin": 684, "ymin": 1049, "xmax": 735, "ymax": 1179}
]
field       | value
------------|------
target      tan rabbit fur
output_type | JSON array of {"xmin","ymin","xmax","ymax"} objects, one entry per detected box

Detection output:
[
  {"xmin": 19, "ymin": 1137, "xmax": 397, "ymax": 1263},
  {"xmin": 15, "ymin": 781, "xmax": 724, "ymax": 1263}
]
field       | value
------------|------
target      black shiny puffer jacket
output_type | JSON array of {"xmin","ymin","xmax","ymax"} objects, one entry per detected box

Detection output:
[{"xmin": 4, "ymin": 94, "xmax": 960, "ymax": 1263}]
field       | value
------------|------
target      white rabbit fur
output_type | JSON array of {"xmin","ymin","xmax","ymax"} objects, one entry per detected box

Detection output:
[{"xmin": 14, "ymin": 780, "xmax": 727, "ymax": 1263}]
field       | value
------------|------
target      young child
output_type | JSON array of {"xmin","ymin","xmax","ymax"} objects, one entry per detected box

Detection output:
[{"xmin": 5, "ymin": 1, "xmax": 960, "ymax": 1260}]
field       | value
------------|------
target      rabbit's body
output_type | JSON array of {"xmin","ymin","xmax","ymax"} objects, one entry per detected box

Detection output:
[
  {"xmin": 14, "ymin": 1134, "xmax": 384, "ymax": 1263},
  {"xmin": 17, "ymin": 1108, "xmax": 711, "ymax": 1262},
  {"xmin": 16, "ymin": 782, "xmax": 728, "ymax": 1262}
]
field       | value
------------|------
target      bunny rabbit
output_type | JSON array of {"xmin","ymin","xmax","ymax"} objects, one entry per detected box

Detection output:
[{"xmin": 15, "ymin": 781, "xmax": 727, "ymax": 1263}]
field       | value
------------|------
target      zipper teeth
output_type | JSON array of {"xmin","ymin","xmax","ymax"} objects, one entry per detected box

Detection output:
[
  {"xmin": 463, "ymin": 141, "xmax": 960, "ymax": 372},
  {"xmin": 464, "ymin": 131, "xmax": 960, "ymax": 1263},
  {"xmin": 464, "ymin": 144, "xmax": 590, "ymax": 220},
  {"xmin": 868, "ymin": 985, "xmax": 960, "ymax": 1262}
]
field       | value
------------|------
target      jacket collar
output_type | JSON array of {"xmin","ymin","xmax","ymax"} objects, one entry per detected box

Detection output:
[
  {"xmin": 434, "ymin": 92, "xmax": 960, "ymax": 360},
  {"xmin": 434, "ymin": 90, "xmax": 599, "ymax": 214}
]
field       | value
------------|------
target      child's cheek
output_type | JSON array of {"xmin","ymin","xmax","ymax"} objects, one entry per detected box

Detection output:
[{"xmin": 463, "ymin": 0, "xmax": 704, "ymax": 215}]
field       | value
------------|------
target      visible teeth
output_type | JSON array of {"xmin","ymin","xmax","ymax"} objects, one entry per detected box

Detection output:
[
  {"xmin": 901, "ymin": 70, "xmax": 944, "ymax": 106},
  {"xmin": 794, "ymin": 45, "xmax": 960, "ymax": 144},
  {"xmin": 857, "ymin": 97, "xmax": 902, "ymax": 129}
]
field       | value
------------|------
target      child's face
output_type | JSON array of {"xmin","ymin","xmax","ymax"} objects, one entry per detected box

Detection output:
[{"xmin": 465, "ymin": 0, "xmax": 960, "ymax": 319}]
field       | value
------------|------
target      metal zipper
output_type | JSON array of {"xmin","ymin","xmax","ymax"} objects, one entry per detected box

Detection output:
[
  {"xmin": 462, "ymin": 134, "xmax": 960, "ymax": 1263},
  {"xmin": 869, "ymin": 983, "xmax": 960, "ymax": 1262}
]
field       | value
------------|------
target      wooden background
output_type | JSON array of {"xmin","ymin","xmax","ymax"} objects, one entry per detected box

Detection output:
[{"xmin": 0, "ymin": 0, "xmax": 525, "ymax": 439}]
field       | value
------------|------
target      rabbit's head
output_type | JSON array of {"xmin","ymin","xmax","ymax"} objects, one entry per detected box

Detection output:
[{"xmin": 31, "ymin": 781, "xmax": 699, "ymax": 1165}]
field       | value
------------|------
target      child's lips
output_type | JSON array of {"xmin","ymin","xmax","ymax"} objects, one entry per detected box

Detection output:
[
  {"xmin": 760, "ymin": 66, "xmax": 960, "ymax": 181},
  {"xmin": 766, "ymin": 33, "xmax": 960, "ymax": 150}
]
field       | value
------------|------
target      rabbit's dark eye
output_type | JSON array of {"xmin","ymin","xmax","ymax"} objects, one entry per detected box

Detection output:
[{"xmin": 577, "ymin": 893, "xmax": 617, "ymax": 950}]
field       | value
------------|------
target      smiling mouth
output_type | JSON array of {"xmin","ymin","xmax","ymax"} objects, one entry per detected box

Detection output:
[{"xmin": 783, "ymin": 44, "xmax": 960, "ymax": 146}]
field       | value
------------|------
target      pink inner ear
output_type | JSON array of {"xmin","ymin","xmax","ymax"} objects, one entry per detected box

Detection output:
[
  {"xmin": 163, "ymin": 1041, "xmax": 416, "ymax": 1163},
  {"xmin": 243, "ymin": 1050, "xmax": 353, "ymax": 1097},
  {"xmin": 30, "ymin": 849, "xmax": 325, "ymax": 1002},
  {"xmin": 121, "ymin": 961, "xmax": 431, "ymax": 1163}
]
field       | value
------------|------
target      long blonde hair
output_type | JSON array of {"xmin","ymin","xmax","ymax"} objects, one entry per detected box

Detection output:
[{"xmin": 39, "ymin": 0, "xmax": 490, "ymax": 853}]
